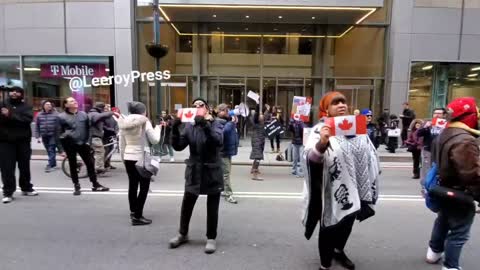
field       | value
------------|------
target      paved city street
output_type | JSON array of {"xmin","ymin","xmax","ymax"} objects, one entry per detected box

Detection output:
[{"xmin": 1, "ymin": 161, "xmax": 479, "ymax": 270}]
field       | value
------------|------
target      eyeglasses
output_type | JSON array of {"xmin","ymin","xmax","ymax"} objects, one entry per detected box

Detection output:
[
  {"xmin": 193, "ymin": 103, "xmax": 205, "ymax": 108},
  {"xmin": 366, "ymin": 115, "xmax": 373, "ymax": 118}
]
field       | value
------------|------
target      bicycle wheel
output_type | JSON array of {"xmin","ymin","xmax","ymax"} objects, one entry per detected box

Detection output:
[{"xmin": 62, "ymin": 156, "xmax": 89, "ymax": 179}]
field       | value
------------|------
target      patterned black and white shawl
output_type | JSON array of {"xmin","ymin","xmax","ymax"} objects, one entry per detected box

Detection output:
[{"xmin": 302, "ymin": 122, "xmax": 380, "ymax": 229}]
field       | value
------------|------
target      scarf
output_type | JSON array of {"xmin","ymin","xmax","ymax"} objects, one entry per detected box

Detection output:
[{"xmin": 302, "ymin": 123, "xmax": 380, "ymax": 229}]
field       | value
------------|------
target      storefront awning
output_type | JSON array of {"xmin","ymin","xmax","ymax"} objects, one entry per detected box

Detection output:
[{"xmin": 158, "ymin": 4, "xmax": 381, "ymax": 38}]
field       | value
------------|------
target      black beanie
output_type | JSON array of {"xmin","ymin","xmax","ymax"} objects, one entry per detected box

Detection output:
[
  {"xmin": 127, "ymin": 101, "xmax": 147, "ymax": 115},
  {"xmin": 192, "ymin": 97, "xmax": 209, "ymax": 110},
  {"xmin": 94, "ymin": 102, "xmax": 106, "ymax": 111}
]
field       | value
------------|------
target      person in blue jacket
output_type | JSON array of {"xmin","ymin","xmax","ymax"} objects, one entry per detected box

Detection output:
[
  {"xmin": 361, "ymin": 109, "xmax": 379, "ymax": 149},
  {"xmin": 218, "ymin": 103, "xmax": 239, "ymax": 204}
]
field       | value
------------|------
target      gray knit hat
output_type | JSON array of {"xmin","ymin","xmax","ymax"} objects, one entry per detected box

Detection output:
[{"xmin": 127, "ymin": 101, "xmax": 147, "ymax": 115}]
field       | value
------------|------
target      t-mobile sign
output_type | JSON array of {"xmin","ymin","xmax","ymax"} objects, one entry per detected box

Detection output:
[{"xmin": 40, "ymin": 64, "xmax": 108, "ymax": 78}]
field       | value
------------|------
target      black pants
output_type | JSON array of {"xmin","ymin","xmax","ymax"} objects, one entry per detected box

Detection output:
[
  {"xmin": 0, "ymin": 141, "xmax": 33, "ymax": 197},
  {"xmin": 318, "ymin": 215, "xmax": 356, "ymax": 267},
  {"xmin": 270, "ymin": 135, "xmax": 280, "ymax": 150},
  {"xmin": 401, "ymin": 127, "xmax": 408, "ymax": 144},
  {"xmin": 412, "ymin": 149, "xmax": 421, "ymax": 176},
  {"xmin": 124, "ymin": 160, "xmax": 151, "ymax": 218},
  {"xmin": 61, "ymin": 139, "xmax": 97, "ymax": 186},
  {"xmin": 179, "ymin": 192, "xmax": 221, "ymax": 240},
  {"xmin": 251, "ymin": 159, "xmax": 261, "ymax": 172}
]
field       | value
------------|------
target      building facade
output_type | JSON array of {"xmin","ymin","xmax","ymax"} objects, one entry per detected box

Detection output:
[{"xmin": 1, "ymin": 0, "xmax": 480, "ymax": 121}]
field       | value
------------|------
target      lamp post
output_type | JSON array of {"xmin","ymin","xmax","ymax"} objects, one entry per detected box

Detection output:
[{"xmin": 145, "ymin": 0, "xmax": 168, "ymax": 117}]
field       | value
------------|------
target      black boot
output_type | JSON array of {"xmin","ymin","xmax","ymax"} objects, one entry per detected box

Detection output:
[{"xmin": 333, "ymin": 251, "xmax": 355, "ymax": 270}]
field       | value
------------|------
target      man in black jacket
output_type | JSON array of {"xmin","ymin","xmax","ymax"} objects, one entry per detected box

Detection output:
[
  {"xmin": 0, "ymin": 86, "xmax": 38, "ymax": 204},
  {"xmin": 58, "ymin": 97, "xmax": 109, "ymax": 195},
  {"xmin": 400, "ymin": 102, "xmax": 416, "ymax": 147}
]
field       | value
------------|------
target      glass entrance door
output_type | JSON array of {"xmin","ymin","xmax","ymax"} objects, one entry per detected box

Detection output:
[
  {"xmin": 277, "ymin": 79, "xmax": 303, "ymax": 125},
  {"xmin": 219, "ymin": 78, "xmax": 245, "ymax": 108},
  {"xmin": 335, "ymin": 83, "xmax": 374, "ymax": 114}
]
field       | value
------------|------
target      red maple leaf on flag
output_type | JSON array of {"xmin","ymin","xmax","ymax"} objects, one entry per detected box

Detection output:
[
  {"xmin": 437, "ymin": 120, "xmax": 446, "ymax": 125},
  {"xmin": 338, "ymin": 118, "xmax": 353, "ymax": 131},
  {"xmin": 184, "ymin": 110, "xmax": 194, "ymax": 119}
]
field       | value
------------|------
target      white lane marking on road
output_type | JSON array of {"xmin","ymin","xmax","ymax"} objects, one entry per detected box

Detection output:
[
  {"xmin": 29, "ymin": 187, "xmax": 423, "ymax": 198},
  {"xmin": 24, "ymin": 188, "xmax": 424, "ymax": 201}
]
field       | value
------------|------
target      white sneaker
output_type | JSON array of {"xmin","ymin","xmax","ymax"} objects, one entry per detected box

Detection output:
[
  {"xmin": 22, "ymin": 190, "xmax": 39, "ymax": 196},
  {"xmin": 426, "ymin": 247, "xmax": 443, "ymax": 264},
  {"xmin": 170, "ymin": 157, "xmax": 175, "ymax": 162},
  {"xmin": 442, "ymin": 267, "xmax": 462, "ymax": 270},
  {"xmin": 2, "ymin": 197, "xmax": 13, "ymax": 204}
]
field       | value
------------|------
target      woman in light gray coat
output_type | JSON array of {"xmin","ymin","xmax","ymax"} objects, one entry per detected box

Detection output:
[{"xmin": 115, "ymin": 102, "xmax": 161, "ymax": 226}]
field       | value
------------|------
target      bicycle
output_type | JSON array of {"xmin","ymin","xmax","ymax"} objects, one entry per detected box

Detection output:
[{"xmin": 62, "ymin": 136, "xmax": 119, "ymax": 179}]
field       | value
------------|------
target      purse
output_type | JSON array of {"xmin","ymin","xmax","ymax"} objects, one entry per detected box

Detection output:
[{"xmin": 135, "ymin": 123, "xmax": 160, "ymax": 178}]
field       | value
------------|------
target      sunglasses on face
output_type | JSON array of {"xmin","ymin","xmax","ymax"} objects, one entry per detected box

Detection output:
[
  {"xmin": 366, "ymin": 115, "xmax": 373, "ymax": 118},
  {"xmin": 193, "ymin": 103, "xmax": 205, "ymax": 108}
]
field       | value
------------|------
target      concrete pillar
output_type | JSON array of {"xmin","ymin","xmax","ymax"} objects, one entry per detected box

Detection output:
[
  {"xmin": 200, "ymin": 24, "xmax": 209, "ymax": 101},
  {"xmin": 288, "ymin": 34, "xmax": 299, "ymax": 55},
  {"xmin": 192, "ymin": 24, "xmax": 201, "ymax": 98}
]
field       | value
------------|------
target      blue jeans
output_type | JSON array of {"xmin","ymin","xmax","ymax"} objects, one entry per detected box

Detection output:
[
  {"xmin": 42, "ymin": 136, "xmax": 57, "ymax": 168},
  {"xmin": 291, "ymin": 144, "xmax": 303, "ymax": 176},
  {"xmin": 429, "ymin": 202, "xmax": 476, "ymax": 269}
]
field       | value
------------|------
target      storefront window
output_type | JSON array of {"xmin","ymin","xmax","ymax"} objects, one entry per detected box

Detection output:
[
  {"xmin": 224, "ymin": 37, "xmax": 261, "ymax": 54},
  {"xmin": 0, "ymin": 56, "xmax": 21, "ymax": 102},
  {"xmin": 22, "ymin": 56, "xmax": 112, "ymax": 113},
  {"xmin": 409, "ymin": 62, "xmax": 480, "ymax": 119}
]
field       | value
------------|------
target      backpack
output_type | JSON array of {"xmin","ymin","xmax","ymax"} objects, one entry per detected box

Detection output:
[{"xmin": 424, "ymin": 162, "xmax": 440, "ymax": 212}]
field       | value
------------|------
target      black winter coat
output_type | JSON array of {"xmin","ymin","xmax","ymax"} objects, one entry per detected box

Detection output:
[
  {"xmin": 250, "ymin": 111, "xmax": 265, "ymax": 160},
  {"xmin": 0, "ymin": 99, "xmax": 33, "ymax": 143},
  {"xmin": 35, "ymin": 110, "xmax": 60, "ymax": 138},
  {"xmin": 171, "ymin": 118, "xmax": 225, "ymax": 195}
]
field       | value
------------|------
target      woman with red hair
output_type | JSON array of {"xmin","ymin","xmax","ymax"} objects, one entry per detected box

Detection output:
[{"xmin": 302, "ymin": 92, "xmax": 380, "ymax": 270}]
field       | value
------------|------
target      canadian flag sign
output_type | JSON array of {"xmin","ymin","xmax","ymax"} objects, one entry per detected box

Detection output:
[
  {"xmin": 291, "ymin": 96, "xmax": 312, "ymax": 122},
  {"xmin": 325, "ymin": 115, "xmax": 367, "ymax": 136},
  {"xmin": 432, "ymin": 118, "xmax": 447, "ymax": 129},
  {"xmin": 177, "ymin": 108, "xmax": 197, "ymax": 123}
]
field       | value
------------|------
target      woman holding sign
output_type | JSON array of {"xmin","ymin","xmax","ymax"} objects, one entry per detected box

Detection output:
[
  {"xmin": 302, "ymin": 91, "xmax": 380, "ymax": 270},
  {"xmin": 169, "ymin": 98, "xmax": 225, "ymax": 254}
]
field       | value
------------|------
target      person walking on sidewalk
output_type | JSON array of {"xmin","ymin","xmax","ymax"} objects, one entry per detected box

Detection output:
[
  {"xmin": 88, "ymin": 102, "xmax": 114, "ymax": 174},
  {"xmin": 35, "ymin": 100, "xmax": 63, "ymax": 172},
  {"xmin": 169, "ymin": 98, "xmax": 225, "ymax": 254},
  {"xmin": 288, "ymin": 117, "xmax": 304, "ymax": 177},
  {"xmin": 103, "ymin": 104, "xmax": 118, "ymax": 170},
  {"xmin": 417, "ymin": 108, "xmax": 447, "ymax": 186},
  {"xmin": 115, "ymin": 102, "xmax": 161, "ymax": 226},
  {"xmin": 425, "ymin": 97, "xmax": 480, "ymax": 270},
  {"xmin": 218, "ymin": 103, "xmax": 239, "ymax": 204},
  {"xmin": 58, "ymin": 97, "xmax": 110, "ymax": 195},
  {"xmin": 302, "ymin": 91, "xmax": 380, "ymax": 270},
  {"xmin": 406, "ymin": 119, "xmax": 424, "ymax": 179},
  {"xmin": 249, "ymin": 104, "xmax": 266, "ymax": 181},
  {"xmin": 0, "ymin": 86, "xmax": 38, "ymax": 204},
  {"xmin": 400, "ymin": 102, "xmax": 416, "ymax": 147}
]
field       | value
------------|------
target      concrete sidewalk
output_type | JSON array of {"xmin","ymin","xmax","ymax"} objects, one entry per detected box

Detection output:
[{"xmin": 30, "ymin": 138, "xmax": 412, "ymax": 166}]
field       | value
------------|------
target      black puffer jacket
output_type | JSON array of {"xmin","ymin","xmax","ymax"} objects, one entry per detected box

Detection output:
[
  {"xmin": 58, "ymin": 110, "xmax": 90, "ymax": 145},
  {"xmin": 0, "ymin": 99, "xmax": 33, "ymax": 143},
  {"xmin": 171, "ymin": 117, "xmax": 225, "ymax": 195}
]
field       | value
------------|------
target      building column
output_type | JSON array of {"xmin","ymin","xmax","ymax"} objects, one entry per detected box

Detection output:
[
  {"xmin": 192, "ymin": 24, "xmax": 201, "ymax": 98},
  {"xmin": 386, "ymin": 0, "xmax": 414, "ymax": 115}
]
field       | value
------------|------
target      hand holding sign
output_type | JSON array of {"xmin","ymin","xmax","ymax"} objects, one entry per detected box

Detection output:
[
  {"xmin": 177, "ymin": 108, "xmax": 197, "ymax": 123},
  {"xmin": 247, "ymin": 91, "xmax": 260, "ymax": 104},
  {"xmin": 432, "ymin": 118, "xmax": 447, "ymax": 129},
  {"xmin": 325, "ymin": 115, "xmax": 367, "ymax": 136}
]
